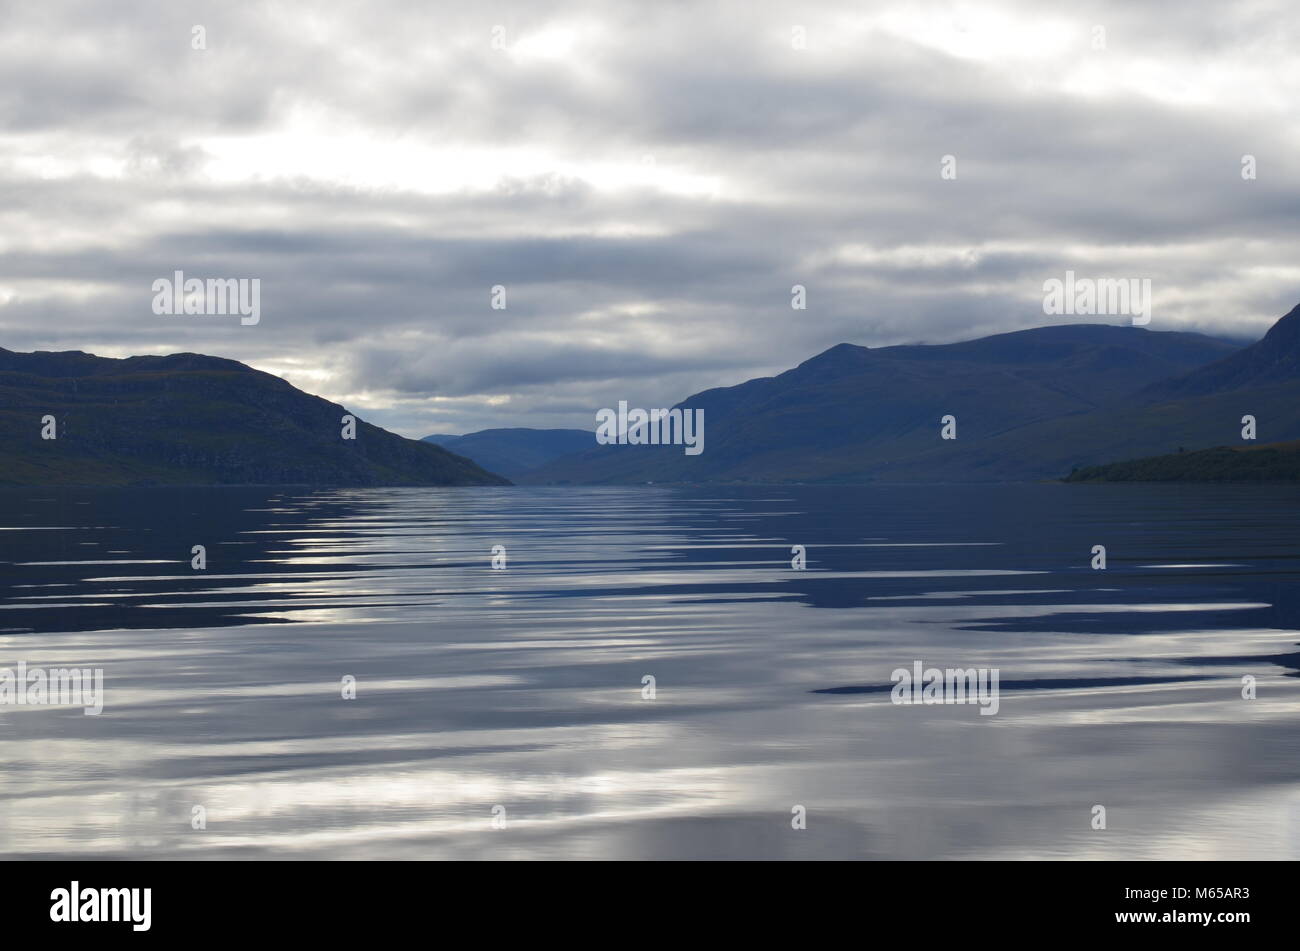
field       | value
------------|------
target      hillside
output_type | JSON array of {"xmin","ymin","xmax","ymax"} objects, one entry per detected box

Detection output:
[
  {"xmin": 1064, "ymin": 441, "xmax": 1300, "ymax": 483},
  {"xmin": 523, "ymin": 323, "xmax": 1243, "ymax": 484},
  {"xmin": 940, "ymin": 303, "xmax": 1300, "ymax": 481},
  {"xmin": 1141, "ymin": 302, "xmax": 1300, "ymax": 399},
  {"xmin": 0, "ymin": 348, "xmax": 510, "ymax": 486}
]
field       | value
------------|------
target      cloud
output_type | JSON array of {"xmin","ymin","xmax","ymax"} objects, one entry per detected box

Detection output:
[{"xmin": 2, "ymin": 0, "xmax": 1299, "ymax": 436}]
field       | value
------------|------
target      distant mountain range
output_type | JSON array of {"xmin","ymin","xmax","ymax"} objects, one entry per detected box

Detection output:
[
  {"xmin": 421, "ymin": 428, "xmax": 592, "ymax": 478},
  {"xmin": 523, "ymin": 317, "xmax": 1276, "ymax": 484},
  {"xmin": 10, "ymin": 302, "xmax": 1298, "ymax": 488},
  {"xmin": 0, "ymin": 349, "xmax": 508, "ymax": 486}
]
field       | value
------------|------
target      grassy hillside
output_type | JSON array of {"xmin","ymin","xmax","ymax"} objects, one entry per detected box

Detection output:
[{"xmin": 1064, "ymin": 441, "xmax": 1300, "ymax": 483}]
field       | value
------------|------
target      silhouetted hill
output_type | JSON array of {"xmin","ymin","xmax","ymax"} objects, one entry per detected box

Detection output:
[
  {"xmin": 422, "ymin": 428, "xmax": 593, "ymax": 478},
  {"xmin": 523, "ymin": 323, "xmax": 1242, "ymax": 484},
  {"xmin": 0, "ymin": 347, "xmax": 510, "ymax": 486}
]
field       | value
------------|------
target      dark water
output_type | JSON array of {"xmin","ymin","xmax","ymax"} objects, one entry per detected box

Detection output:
[{"xmin": 1, "ymin": 483, "xmax": 1299, "ymax": 859}]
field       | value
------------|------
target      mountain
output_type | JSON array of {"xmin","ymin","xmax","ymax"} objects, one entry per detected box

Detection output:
[
  {"xmin": 523, "ymin": 323, "xmax": 1243, "ymax": 484},
  {"xmin": 1063, "ymin": 441, "xmax": 1300, "ymax": 483},
  {"xmin": 0, "ymin": 348, "xmax": 510, "ymax": 486},
  {"xmin": 1141, "ymin": 302, "xmax": 1300, "ymax": 399},
  {"xmin": 422, "ymin": 428, "xmax": 593, "ymax": 478},
  {"xmin": 950, "ymin": 303, "xmax": 1300, "ymax": 480}
]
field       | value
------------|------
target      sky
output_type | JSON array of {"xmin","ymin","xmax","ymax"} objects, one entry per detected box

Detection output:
[{"xmin": 3, "ymin": 0, "xmax": 1300, "ymax": 438}]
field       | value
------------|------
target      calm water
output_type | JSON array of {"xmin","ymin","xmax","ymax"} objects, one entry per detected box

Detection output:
[{"xmin": 1, "ymin": 483, "xmax": 1299, "ymax": 859}]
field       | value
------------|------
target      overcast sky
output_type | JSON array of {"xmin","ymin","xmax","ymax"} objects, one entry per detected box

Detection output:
[{"xmin": 3, "ymin": 0, "xmax": 1299, "ymax": 437}]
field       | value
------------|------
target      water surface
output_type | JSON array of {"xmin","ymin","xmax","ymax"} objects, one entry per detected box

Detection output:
[{"xmin": 2, "ymin": 483, "xmax": 1298, "ymax": 859}]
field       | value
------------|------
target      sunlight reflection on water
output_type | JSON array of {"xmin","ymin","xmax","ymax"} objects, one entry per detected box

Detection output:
[{"xmin": 1, "ymin": 483, "xmax": 1299, "ymax": 859}]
